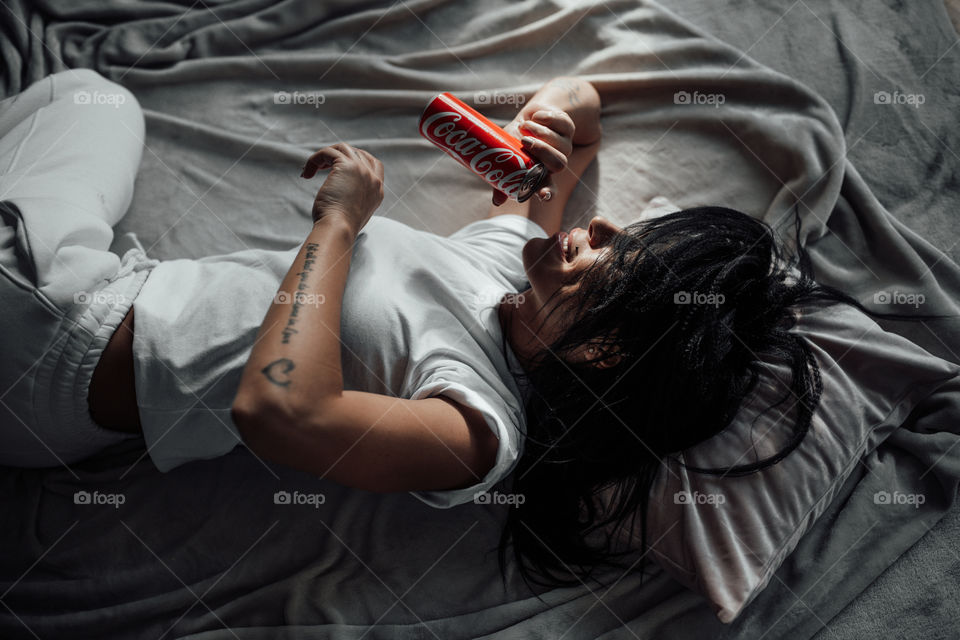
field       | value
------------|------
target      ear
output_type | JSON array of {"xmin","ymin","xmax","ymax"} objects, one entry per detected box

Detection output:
[{"xmin": 587, "ymin": 345, "xmax": 622, "ymax": 369}]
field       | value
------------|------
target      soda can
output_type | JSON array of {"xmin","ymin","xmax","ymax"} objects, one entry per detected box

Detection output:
[{"xmin": 419, "ymin": 92, "xmax": 548, "ymax": 203}]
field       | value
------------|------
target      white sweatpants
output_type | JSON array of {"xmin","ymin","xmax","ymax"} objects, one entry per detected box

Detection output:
[{"xmin": 0, "ymin": 69, "xmax": 158, "ymax": 467}]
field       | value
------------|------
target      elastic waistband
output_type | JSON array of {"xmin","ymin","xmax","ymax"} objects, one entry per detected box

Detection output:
[{"xmin": 32, "ymin": 246, "xmax": 159, "ymax": 444}]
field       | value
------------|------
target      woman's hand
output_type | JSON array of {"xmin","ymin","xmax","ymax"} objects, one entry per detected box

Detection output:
[
  {"xmin": 492, "ymin": 77, "xmax": 602, "ymax": 206},
  {"xmin": 301, "ymin": 142, "xmax": 384, "ymax": 236},
  {"xmin": 498, "ymin": 109, "xmax": 576, "ymax": 205}
]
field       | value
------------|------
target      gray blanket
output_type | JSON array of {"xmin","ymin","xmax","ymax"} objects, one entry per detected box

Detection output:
[{"xmin": 1, "ymin": 0, "xmax": 958, "ymax": 638}]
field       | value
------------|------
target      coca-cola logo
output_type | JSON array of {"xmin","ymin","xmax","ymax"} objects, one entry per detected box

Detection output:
[{"xmin": 420, "ymin": 110, "xmax": 531, "ymax": 197}]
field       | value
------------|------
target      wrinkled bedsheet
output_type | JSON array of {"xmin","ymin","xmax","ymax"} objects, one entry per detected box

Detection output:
[{"xmin": 1, "ymin": 0, "xmax": 958, "ymax": 637}]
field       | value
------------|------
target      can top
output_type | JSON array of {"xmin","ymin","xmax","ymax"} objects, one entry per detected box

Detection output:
[{"xmin": 516, "ymin": 163, "xmax": 548, "ymax": 203}]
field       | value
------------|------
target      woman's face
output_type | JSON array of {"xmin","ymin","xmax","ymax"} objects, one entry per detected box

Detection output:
[
  {"xmin": 519, "ymin": 216, "xmax": 624, "ymax": 364},
  {"xmin": 523, "ymin": 215, "xmax": 623, "ymax": 306}
]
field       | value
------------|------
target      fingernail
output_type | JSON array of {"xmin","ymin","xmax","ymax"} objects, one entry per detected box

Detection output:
[{"xmin": 520, "ymin": 136, "xmax": 533, "ymax": 146}]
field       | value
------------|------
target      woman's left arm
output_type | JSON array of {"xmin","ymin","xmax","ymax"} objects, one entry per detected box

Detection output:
[{"xmin": 491, "ymin": 76, "xmax": 602, "ymax": 206}]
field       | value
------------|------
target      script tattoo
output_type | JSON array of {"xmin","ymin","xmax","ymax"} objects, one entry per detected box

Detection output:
[
  {"xmin": 281, "ymin": 242, "xmax": 320, "ymax": 344},
  {"xmin": 556, "ymin": 78, "xmax": 582, "ymax": 107},
  {"xmin": 261, "ymin": 358, "xmax": 295, "ymax": 388}
]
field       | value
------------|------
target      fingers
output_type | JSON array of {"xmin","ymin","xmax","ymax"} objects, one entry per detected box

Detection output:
[
  {"xmin": 519, "ymin": 120, "xmax": 573, "ymax": 159},
  {"xmin": 520, "ymin": 135, "xmax": 567, "ymax": 173},
  {"xmin": 517, "ymin": 109, "xmax": 575, "ymax": 174},
  {"xmin": 302, "ymin": 143, "xmax": 383, "ymax": 181},
  {"xmin": 496, "ymin": 109, "xmax": 572, "ymax": 203},
  {"xmin": 302, "ymin": 145, "xmax": 348, "ymax": 178},
  {"xmin": 354, "ymin": 147, "xmax": 384, "ymax": 181},
  {"xmin": 530, "ymin": 109, "xmax": 575, "ymax": 140},
  {"xmin": 536, "ymin": 181, "xmax": 554, "ymax": 201},
  {"xmin": 502, "ymin": 118, "xmax": 522, "ymax": 141},
  {"xmin": 354, "ymin": 147, "xmax": 385, "ymax": 202},
  {"xmin": 493, "ymin": 179, "xmax": 553, "ymax": 205}
]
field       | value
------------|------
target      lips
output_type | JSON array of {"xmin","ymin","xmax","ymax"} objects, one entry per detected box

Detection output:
[{"xmin": 557, "ymin": 231, "xmax": 568, "ymax": 261}]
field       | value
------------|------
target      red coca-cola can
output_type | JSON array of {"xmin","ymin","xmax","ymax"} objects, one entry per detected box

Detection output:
[{"xmin": 419, "ymin": 92, "xmax": 548, "ymax": 203}]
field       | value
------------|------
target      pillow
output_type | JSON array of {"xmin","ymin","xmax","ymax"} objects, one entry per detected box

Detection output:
[{"xmin": 601, "ymin": 197, "xmax": 960, "ymax": 623}]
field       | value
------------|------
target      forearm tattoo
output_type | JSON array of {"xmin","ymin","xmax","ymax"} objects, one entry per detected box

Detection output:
[
  {"xmin": 280, "ymin": 242, "xmax": 320, "ymax": 344},
  {"xmin": 555, "ymin": 78, "xmax": 582, "ymax": 107},
  {"xmin": 262, "ymin": 358, "xmax": 295, "ymax": 387}
]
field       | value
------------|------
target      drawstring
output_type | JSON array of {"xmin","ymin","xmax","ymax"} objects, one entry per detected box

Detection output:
[{"xmin": 108, "ymin": 246, "xmax": 159, "ymax": 283}]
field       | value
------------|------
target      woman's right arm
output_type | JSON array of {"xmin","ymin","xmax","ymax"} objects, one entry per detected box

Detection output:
[
  {"xmin": 513, "ymin": 76, "xmax": 603, "ymax": 146},
  {"xmin": 232, "ymin": 144, "xmax": 499, "ymax": 493}
]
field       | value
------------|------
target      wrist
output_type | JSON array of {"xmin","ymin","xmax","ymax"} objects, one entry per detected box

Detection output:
[
  {"xmin": 557, "ymin": 79, "xmax": 602, "ymax": 145},
  {"xmin": 518, "ymin": 78, "xmax": 602, "ymax": 145},
  {"xmin": 312, "ymin": 210, "xmax": 358, "ymax": 240}
]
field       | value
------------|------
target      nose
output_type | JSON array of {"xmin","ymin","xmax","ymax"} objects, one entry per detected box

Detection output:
[{"xmin": 587, "ymin": 216, "xmax": 621, "ymax": 247}]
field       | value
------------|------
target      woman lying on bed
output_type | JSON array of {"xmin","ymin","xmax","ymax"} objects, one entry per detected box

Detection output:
[{"xmin": 0, "ymin": 69, "xmax": 915, "ymax": 592}]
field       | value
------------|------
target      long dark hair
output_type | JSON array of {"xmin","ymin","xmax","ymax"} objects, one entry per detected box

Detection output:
[{"xmin": 494, "ymin": 205, "xmax": 952, "ymax": 595}]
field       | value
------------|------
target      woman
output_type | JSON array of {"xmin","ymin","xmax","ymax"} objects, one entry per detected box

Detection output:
[{"xmin": 0, "ymin": 69, "xmax": 925, "ymax": 593}]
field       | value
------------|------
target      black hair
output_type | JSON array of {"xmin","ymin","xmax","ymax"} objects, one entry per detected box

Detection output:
[{"xmin": 492, "ymin": 205, "xmax": 953, "ymax": 595}]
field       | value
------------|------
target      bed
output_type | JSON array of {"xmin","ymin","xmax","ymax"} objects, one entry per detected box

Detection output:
[{"xmin": 1, "ymin": 0, "xmax": 958, "ymax": 637}]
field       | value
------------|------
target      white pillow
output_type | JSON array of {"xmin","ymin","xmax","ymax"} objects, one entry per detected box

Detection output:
[
  {"xmin": 637, "ymin": 195, "xmax": 682, "ymax": 221},
  {"xmin": 607, "ymin": 300, "xmax": 958, "ymax": 622}
]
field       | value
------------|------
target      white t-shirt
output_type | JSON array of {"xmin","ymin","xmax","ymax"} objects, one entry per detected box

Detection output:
[{"xmin": 131, "ymin": 213, "xmax": 548, "ymax": 508}]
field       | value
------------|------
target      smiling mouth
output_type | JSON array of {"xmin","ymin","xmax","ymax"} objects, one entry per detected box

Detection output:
[{"xmin": 558, "ymin": 232, "xmax": 569, "ymax": 261}]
